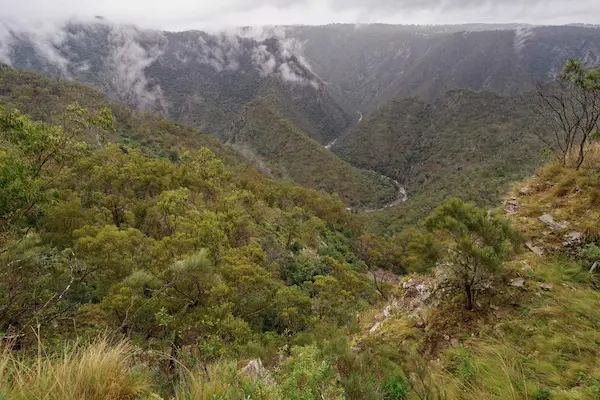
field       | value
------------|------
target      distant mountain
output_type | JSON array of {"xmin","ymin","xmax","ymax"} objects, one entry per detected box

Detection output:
[
  {"xmin": 3, "ymin": 20, "xmax": 600, "ymax": 213},
  {"xmin": 332, "ymin": 89, "xmax": 545, "ymax": 223},
  {"xmin": 291, "ymin": 24, "xmax": 600, "ymax": 113},
  {"xmin": 0, "ymin": 20, "xmax": 351, "ymax": 144}
]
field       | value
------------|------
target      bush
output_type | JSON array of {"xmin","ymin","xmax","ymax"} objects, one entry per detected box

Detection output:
[
  {"xmin": 531, "ymin": 387, "xmax": 551, "ymax": 400},
  {"xmin": 381, "ymin": 375, "xmax": 409, "ymax": 400}
]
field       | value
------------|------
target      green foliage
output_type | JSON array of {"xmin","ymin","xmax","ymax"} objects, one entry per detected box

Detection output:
[
  {"xmin": 577, "ymin": 243, "xmax": 600, "ymax": 270},
  {"xmin": 425, "ymin": 198, "xmax": 520, "ymax": 309},
  {"xmin": 334, "ymin": 90, "xmax": 546, "ymax": 225},
  {"xmin": 0, "ymin": 103, "xmax": 112, "ymax": 232},
  {"xmin": 0, "ymin": 101, "xmax": 384, "ymax": 387},
  {"xmin": 381, "ymin": 375, "xmax": 409, "ymax": 400},
  {"xmin": 536, "ymin": 58, "xmax": 600, "ymax": 169},
  {"xmin": 277, "ymin": 345, "xmax": 344, "ymax": 400},
  {"xmin": 531, "ymin": 387, "xmax": 551, "ymax": 400},
  {"xmin": 233, "ymin": 98, "xmax": 397, "ymax": 208}
]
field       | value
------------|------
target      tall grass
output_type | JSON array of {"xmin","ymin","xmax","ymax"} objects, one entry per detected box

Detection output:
[
  {"xmin": 0, "ymin": 338, "xmax": 152, "ymax": 400},
  {"xmin": 174, "ymin": 360, "xmax": 277, "ymax": 400}
]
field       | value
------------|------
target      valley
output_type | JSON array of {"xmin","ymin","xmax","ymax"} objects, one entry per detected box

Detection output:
[{"xmin": 0, "ymin": 16, "xmax": 600, "ymax": 400}]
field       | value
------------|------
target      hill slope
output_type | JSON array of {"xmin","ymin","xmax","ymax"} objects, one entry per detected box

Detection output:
[
  {"xmin": 333, "ymin": 89, "xmax": 545, "ymax": 222},
  {"xmin": 291, "ymin": 24, "xmax": 600, "ymax": 112},
  {"xmin": 231, "ymin": 97, "xmax": 397, "ymax": 208},
  {"xmin": 0, "ymin": 20, "xmax": 352, "ymax": 144},
  {"xmin": 0, "ymin": 65, "xmax": 243, "ymax": 165}
]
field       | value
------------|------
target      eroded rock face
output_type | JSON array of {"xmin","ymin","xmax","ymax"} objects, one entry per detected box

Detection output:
[{"xmin": 368, "ymin": 275, "xmax": 438, "ymax": 335}]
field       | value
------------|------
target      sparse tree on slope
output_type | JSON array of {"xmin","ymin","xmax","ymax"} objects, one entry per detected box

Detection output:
[
  {"xmin": 425, "ymin": 199, "xmax": 520, "ymax": 310},
  {"xmin": 536, "ymin": 58, "xmax": 600, "ymax": 169}
]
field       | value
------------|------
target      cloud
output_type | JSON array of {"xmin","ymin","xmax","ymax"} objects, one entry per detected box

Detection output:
[
  {"xmin": 170, "ymin": 26, "xmax": 320, "ymax": 86},
  {"xmin": 0, "ymin": 19, "xmax": 169, "ymax": 111},
  {"xmin": 0, "ymin": 19, "xmax": 71, "ymax": 75},
  {"xmin": 101, "ymin": 24, "xmax": 168, "ymax": 111},
  {"xmin": 0, "ymin": 0, "xmax": 598, "ymax": 31}
]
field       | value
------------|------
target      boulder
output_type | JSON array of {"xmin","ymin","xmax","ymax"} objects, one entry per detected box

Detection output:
[
  {"xmin": 519, "ymin": 186, "xmax": 532, "ymax": 196},
  {"xmin": 504, "ymin": 199, "xmax": 520, "ymax": 215},
  {"xmin": 509, "ymin": 278, "xmax": 525, "ymax": 288},
  {"xmin": 240, "ymin": 359, "xmax": 274, "ymax": 384},
  {"xmin": 369, "ymin": 322, "xmax": 382, "ymax": 334},
  {"xmin": 563, "ymin": 232, "xmax": 582, "ymax": 247},
  {"xmin": 526, "ymin": 242, "xmax": 544, "ymax": 256},
  {"xmin": 539, "ymin": 283, "xmax": 554, "ymax": 291},
  {"xmin": 539, "ymin": 214, "xmax": 568, "ymax": 230}
]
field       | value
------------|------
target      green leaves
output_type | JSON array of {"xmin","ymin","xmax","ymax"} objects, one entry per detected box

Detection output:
[{"xmin": 425, "ymin": 198, "xmax": 520, "ymax": 309}]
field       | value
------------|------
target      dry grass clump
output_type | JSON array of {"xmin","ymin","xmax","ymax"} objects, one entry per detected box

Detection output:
[{"xmin": 0, "ymin": 338, "xmax": 153, "ymax": 400}]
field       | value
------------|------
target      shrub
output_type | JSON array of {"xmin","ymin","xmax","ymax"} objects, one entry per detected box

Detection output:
[{"xmin": 381, "ymin": 375, "xmax": 409, "ymax": 400}]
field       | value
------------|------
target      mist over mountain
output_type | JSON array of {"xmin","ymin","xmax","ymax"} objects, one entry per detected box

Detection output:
[
  {"xmin": 0, "ymin": 19, "xmax": 350, "ymax": 140},
  {"xmin": 292, "ymin": 24, "xmax": 600, "ymax": 112},
  {"xmin": 2, "ymin": 19, "xmax": 600, "ymax": 210}
]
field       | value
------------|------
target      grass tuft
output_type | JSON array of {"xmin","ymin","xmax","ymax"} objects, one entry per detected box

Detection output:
[{"xmin": 0, "ymin": 338, "xmax": 152, "ymax": 400}]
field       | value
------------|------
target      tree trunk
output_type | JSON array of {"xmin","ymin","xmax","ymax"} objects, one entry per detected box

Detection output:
[{"xmin": 465, "ymin": 283, "xmax": 474, "ymax": 311}]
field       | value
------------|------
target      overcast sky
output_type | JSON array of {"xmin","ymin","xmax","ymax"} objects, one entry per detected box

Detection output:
[{"xmin": 1, "ymin": 0, "xmax": 598, "ymax": 31}]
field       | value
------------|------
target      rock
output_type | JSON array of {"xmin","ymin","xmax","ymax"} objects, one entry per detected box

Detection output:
[
  {"xmin": 509, "ymin": 278, "xmax": 525, "ymax": 288},
  {"xmin": 504, "ymin": 199, "xmax": 520, "ymax": 215},
  {"xmin": 526, "ymin": 242, "xmax": 544, "ymax": 256},
  {"xmin": 539, "ymin": 214, "xmax": 568, "ymax": 230},
  {"xmin": 590, "ymin": 261, "xmax": 598, "ymax": 274},
  {"xmin": 443, "ymin": 334, "xmax": 450, "ymax": 341},
  {"xmin": 351, "ymin": 347, "xmax": 362, "ymax": 353},
  {"xmin": 375, "ymin": 305, "xmax": 394, "ymax": 321},
  {"xmin": 369, "ymin": 322, "xmax": 382, "ymax": 334},
  {"xmin": 563, "ymin": 232, "xmax": 582, "ymax": 247},
  {"xmin": 241, "ymin": 359, "xmax": 274, "ymax": 384},
  {"xmin": 519, "ymin": 186, "xmax": 532, "ymax": 196},
  {"xmin": 451, "ymin": 338, "xmax": 460, "ymax": 348},
  {"xmin": 539, "ymin": 283, "xmax": 554, "ymax": 291},
  {"xmin": 382, "ymin": 305, "xmax": 393, "ymax": 318}
]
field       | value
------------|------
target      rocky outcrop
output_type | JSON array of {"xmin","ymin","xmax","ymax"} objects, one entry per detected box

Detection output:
[
  {"xmin": 240, "ymin": 359, "xmax": 274, "ymax": 384},
  {"xmin": 504, "ymin": 198, "xmax": 520, "ymax": 215},
  {"xmin": 539, "ymin": 214, "xmax": 568, "ymax": 231}
]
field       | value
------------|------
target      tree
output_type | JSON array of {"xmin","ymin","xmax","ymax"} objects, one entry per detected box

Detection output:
[
  {"xmin": 425, "ymin": 199, "xmax": 520, "ymax": 310},
  {"xmin": 535, "ymin": 58, "xmax": 600, "ymax": 169},
  {"xmin": 0, "ymin": 104, "xmax": 113, "ymax": 237}
]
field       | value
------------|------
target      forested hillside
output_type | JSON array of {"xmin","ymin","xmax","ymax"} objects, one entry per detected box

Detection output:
[
  {"xmin": 231, "ymin": 97, "xmax": 397, "ymax": 208},
  {"xmin": 0, "ymin": 67, "xmax": 394, "ymax": 208},
  {"xmin": 334, "ymin": 89, "xmax": 546, "ymax": 224},
  {"xmin": 1, "ymin": 17, "xmax": 600, "ymax": 399},
  {"xmin": 293, "ymin": 24, "xmax": 600, "ymax": 112}
]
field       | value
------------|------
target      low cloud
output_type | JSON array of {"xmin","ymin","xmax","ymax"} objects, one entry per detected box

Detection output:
[{"xmin": 0, "ymin": 0, "xmax": 598, "ymax": 31}]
